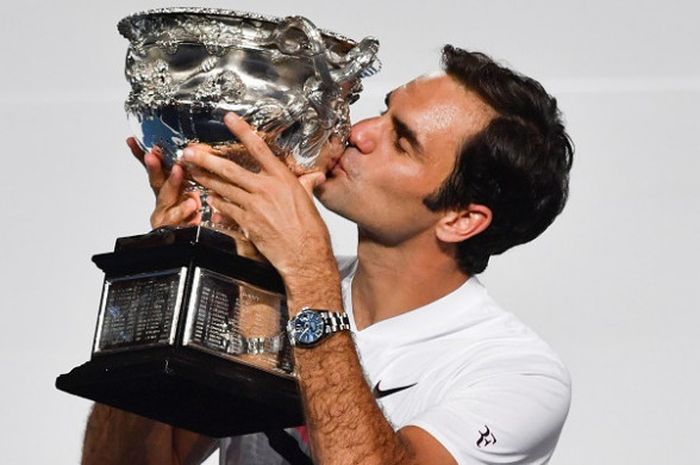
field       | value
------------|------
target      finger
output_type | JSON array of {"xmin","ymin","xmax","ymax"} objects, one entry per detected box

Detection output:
[
  {"xmin": 210, "ymin": 211, "xmax": 237, "ymax": 228},
  {"xmin": 151, "ymin": 195, "xmax": 199, "ymax": 229},
  {"xmin": 126, "ymin": 137, "xmax": 146, "ymax": 166},
  {"xmin": 163, "ymin": 196, "xmax": 199, "ymax": 226},
  {"xmin": 298, "ymin": 171, "xmax": 326, "ymax": 197},
  {"xmin": 182, "ymin": 146, "xmax": 258, "ymax": 193},
  {"xmin": 223, "ymin": 113, "xmax": 284, "ymax": 174},
  {"xmin": 190, "ymin": 167, "xmax": 252, "ymax": 208},
  {"xmin": 182, "ymin": 192, "xmax": 203, "ymax": 226},
  {"xmin": 207, "ymin": 195, "xmax": 245, "ymax": 229},
  {"xmin": 157, "ymin": 163, "xmax": 187, "ymax": 209},
  {"xmin": 144, "ymin": 150, "xmax": 168, "ymax": 194},
  {"xmin": 184, "ymin": 213, "xmax": 202, "ymax": 227}
]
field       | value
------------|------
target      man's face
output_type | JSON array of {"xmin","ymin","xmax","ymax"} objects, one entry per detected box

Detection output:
[{"xmin": 316, "ymin": 73, "xmax": 495, "ymax": 244}]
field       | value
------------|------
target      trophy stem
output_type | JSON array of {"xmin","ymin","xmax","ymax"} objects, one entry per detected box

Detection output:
[
  {"xmin": 197, "ymin": 188, "xmax": 213, "ymax": 225},
  {"xmin": 182, "ymin": 179, "xmax": 266, "ymax": 263}
]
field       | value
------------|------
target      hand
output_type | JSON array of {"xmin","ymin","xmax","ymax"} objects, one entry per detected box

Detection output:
[
  {"xmin": 126, "ymin": 137, "xmax": 169, "ymax": 197},
  {"xmin": 149, "ymin": 162, "xmax": 201, "ymax": 229},
  {"xmin": 182, "ymin": 113, "xmax": 335, "ymax": 282}
]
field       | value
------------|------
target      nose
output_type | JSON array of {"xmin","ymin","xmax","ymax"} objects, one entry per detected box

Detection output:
[{"xmin": 348, "ymin": 117, "xmax": 379, "ymax": 154}]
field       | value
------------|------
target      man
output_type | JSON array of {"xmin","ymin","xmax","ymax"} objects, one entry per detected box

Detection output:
[{"xmin": 83, "ymin": 45, "xmax": 573, "ymax": 465}]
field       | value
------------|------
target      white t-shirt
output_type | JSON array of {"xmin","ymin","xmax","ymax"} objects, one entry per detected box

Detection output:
[{"xmin": 220, "ymin": 257, "xmax": 571, "ymax": 465}]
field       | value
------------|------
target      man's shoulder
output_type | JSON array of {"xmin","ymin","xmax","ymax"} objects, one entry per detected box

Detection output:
[
  {"xmin": 400, "ymin": 279, "xmax": 571, "ymax": 391},
  {"xmin": 450, "ymin": 292, "xmax": 571, "ymax": 387}
]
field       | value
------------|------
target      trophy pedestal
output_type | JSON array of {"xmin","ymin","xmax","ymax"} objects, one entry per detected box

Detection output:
[
  {"xmin": 56, "ymin": 347, "xmax": 302, "ymax": 437},
  {"xmin": 56, "ymin": 226, "xmax": 303, "ymax": 437}
]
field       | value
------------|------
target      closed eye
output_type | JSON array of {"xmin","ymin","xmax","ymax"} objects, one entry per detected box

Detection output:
[{"xmin": 392, "ymin": 115, "xmax": 423, "ymax": 155}]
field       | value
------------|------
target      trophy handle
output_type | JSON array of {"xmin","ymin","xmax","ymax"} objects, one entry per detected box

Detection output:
[
  {"xmin": 332, "ymin": 37, "xmax": 381, "ymax": 85},
  {"xmin": 272, "ymin": 17, "xmax": 337, "ymax": 129},
  {"xmin": 271, "ymin": 16, "xmax": 380, "ymax": 133}
]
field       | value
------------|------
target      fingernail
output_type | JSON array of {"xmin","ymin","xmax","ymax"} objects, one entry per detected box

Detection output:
[
  {"xmin": 224, "ymin": 112, "xmax": 239, "ymax": 124},
  {"xmin": 182, "ymin": 148, "xmax": 195, "ymax": 160}
]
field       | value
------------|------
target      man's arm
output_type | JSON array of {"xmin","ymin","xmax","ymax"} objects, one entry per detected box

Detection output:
[
  {"xmin": 183, "ymin": 113, "xmax": 458, "ymax": 465},
  {"xmin": 82, "ymin": 404, "xmax": 216, "ymax": 465},
  {"xmin": 285, "ymin": 275, "xmax": 457, "ymax": 465},
  {"xmin": 81, "ymin": 145, "xmax": 207, "ymax": 465}
]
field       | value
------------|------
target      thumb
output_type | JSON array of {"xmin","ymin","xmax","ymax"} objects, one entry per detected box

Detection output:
[{"xmin": 298, "ymin": 171, "xmax": 326, "ymax": 197}]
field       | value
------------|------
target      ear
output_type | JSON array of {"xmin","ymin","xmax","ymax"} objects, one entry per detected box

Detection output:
[{"xmin": 435, "ymin": 204, "xmax": 492, "ymax": 244}]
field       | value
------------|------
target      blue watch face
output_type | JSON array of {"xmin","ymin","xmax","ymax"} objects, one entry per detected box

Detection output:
[{"xmin": 294, "ymin": 310, "xmax": 325, "ymax": 345}]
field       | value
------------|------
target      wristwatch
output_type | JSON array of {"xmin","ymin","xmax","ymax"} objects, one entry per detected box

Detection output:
[{"xmin": 287, "ymin": 307, "xmax": 350, "ymax": 347}]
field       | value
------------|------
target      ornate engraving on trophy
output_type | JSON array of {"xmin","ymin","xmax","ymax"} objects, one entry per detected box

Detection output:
[
  {"xmin": 120, "ymin": 7, "xmax": 380, "ymax": 170},
  {"xmin": 194, "ymin": 70, "xmax": 245, "ymax": 103},
  {"xmin": 125, "ymin": 57, "xmax": 177, "ymax": 114}
]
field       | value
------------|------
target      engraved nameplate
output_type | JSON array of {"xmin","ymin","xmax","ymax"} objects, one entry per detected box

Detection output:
[
  {"xmin": 93, "ymin": 268, "xmax": 187, "ymax": 354},
  {"xmin": 184, "ymin": 268, "xmax": 293, "ymax": 376}
]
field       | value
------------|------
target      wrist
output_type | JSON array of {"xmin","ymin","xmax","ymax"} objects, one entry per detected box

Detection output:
[
  {"xmin": 287, "ymin": 307, "xmax": 350, "ymax": 347},
  {"xmin": 284, "ymin": 266, "xmax": 340, "ymax": 291},
  {"xmin": 283, "ymin": 255, "xmax": 340, "ymax": 288},
  {"xmin": 284, "ymin": 270, "xmax": 342, "ymax": 318},
  {"xmin": 277, "ymin": 243, "xmax": 336, "ymax": 280},
  {"xmin": 277, "ymin": 243, "xmax": 341, "ymax": 317}
]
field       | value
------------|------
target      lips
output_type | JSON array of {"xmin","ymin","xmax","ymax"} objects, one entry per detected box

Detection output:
[
  {"xmin": 328, "ymin": 154, "xmax": 343, "ymax": 173},
  {"xmin": 328, "ymin": 145, "xmax": 352, "ymax": 176}
]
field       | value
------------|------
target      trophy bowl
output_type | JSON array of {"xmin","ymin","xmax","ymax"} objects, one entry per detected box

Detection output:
[
  {"xmin": 121, "ymin": 7, "xmax": 380, "ymax": 176},
  {"xmin": 55, "ymin": 8, "xmax": 380, "ymax": 438}
]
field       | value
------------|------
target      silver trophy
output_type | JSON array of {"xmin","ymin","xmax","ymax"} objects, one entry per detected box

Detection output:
[
  {"xmin": 123, "ymin": 7, "xmax": 380, "ymax": 223},
  {"xmin": 56, "ymin": 8, "xmax": 380, "ymax": 437}
]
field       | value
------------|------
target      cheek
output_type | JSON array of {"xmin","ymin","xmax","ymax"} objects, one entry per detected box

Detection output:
[
  {"xmin": 378, "ymin": 163, "xmax": 444, "ymax": 201},
  {"xmin": 359, "ymin": 168, "xmax": 437, "ymax": 219}
]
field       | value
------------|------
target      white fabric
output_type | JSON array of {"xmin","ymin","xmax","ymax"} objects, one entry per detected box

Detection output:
[{"xmin": 220, "ymin": 256, "xmax": 571, "ymax": 465}]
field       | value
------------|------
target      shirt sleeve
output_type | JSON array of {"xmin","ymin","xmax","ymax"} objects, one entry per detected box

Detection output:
[{"xmin": 406, "ymin": 371, "xmax": 571, "ymax": 465}]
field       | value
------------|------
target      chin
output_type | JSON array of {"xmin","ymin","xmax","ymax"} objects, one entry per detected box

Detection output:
[{"xmin": 316, "ymin": 180, "xmax": 348, "ymax": 213}]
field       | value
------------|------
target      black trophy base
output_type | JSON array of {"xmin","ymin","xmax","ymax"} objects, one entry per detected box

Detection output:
[
  {"xmin": 56, "ymin": 346, "xmax": 303, "ymax": 437},
  {"xmin": 56, "ymin": 226, "xmax": 302, "ymax": 438}
]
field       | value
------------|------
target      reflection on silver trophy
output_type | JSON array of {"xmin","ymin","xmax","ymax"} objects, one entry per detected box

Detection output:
[
  {"xmin": 122, "ymin": 7, "xmax": 381, "ymax": 222},
  {"xmin": 56, "ymin": 8, "xmax": 380, "ymax": 437}
]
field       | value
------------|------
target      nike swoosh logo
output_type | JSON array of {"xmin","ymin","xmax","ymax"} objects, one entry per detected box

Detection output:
[{"xmin": 372, "ymin": 381, "xmax": 417, "ymax": 399}]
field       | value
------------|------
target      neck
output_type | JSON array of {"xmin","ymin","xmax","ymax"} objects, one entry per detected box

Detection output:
[{"xmin": 351, "ymin": 230, "xmax": 469, "ymax": 330}]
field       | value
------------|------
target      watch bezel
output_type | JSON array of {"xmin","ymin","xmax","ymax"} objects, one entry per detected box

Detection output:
[
  {"xmin": 291, "ymin": 308, "xmax": 326, "ymax": 347},
  {"xmin": 288, "ymin": 307, "xmax": 350, "ymax": 348}
]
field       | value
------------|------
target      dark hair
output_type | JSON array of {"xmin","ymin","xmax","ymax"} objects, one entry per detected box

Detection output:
[{"xmin": 423, "ymin": 45, "xmax": 574, "ymax": 274}]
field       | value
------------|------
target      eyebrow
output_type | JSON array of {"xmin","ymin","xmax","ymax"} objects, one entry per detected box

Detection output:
[{"xmin": 385, "ymin": 91, "xmax": 424, "ymax": 154}]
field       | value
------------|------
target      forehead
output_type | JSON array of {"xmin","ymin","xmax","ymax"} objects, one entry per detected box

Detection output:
[{"xmin": 392, "ymin": 73, "xmax": 496, "ymax": 145}]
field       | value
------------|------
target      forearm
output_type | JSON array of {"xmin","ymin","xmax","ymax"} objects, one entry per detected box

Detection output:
[
  {"xmin": 82, "ymin": 403, "xmax": 215, "ymax": 465},
  {"xmin": 297, "ymin": 334, "xmax": 415, "ymax": 465},
  {"xmin": 286, "ymin": 276, "xmax": 416, "ymax": 465}
]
